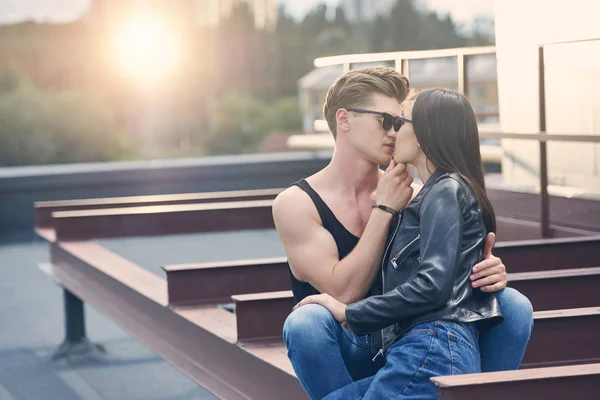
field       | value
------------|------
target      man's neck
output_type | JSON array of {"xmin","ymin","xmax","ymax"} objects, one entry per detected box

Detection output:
[{"xmin": 321, "ymin": 144, "xmax": 380, "ymax": 196}]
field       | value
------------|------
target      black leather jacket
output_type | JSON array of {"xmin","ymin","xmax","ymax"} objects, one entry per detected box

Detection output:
[{"xmin": 346, "ymin": 170, "xmax": 504, "ymax": 357}]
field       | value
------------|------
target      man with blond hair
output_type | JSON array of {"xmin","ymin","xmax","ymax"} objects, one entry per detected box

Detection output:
[{"xmin": 273, "ymin": 67, "xmax": 533, "ymax": 400}]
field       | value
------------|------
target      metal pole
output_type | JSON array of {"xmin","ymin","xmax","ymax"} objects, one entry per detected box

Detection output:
[
  {"xmin": 401, "ymin": 59, "xmax": 410, "ymax": 81},
  {"xmin": 457, "ymin": 53, "xmax": 467, "ymax": 95},
  {"xmin": 538, "ymin": 45, "xmax": 551, "ymax": 238},
  {"xmin": 395, "ymin": 58, "xmax": 403, "ymax": 74},
  {"xmin": 64, "ymin": 289, "xmax": 86, "ymax": 343},
  {"xmin": 51, "ymin": 288, "xmax": 105, "ymax": 360}
]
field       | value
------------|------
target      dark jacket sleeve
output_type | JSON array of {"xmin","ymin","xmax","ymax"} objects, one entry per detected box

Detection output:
[{"xmin": 345, "ymin": 179, "xmax": 466, "ymax": 335}]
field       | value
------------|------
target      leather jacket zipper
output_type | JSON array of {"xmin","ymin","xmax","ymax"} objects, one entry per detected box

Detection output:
[
  {"xmin": 380, "ymin": 234, "xmax": 421, "ymax": 354},
  {"xmin": 391, "ymin": 233, "xmax": 421, "ymax": 269},
  {"xmin": 372, "ymin": 348, "xmax": 384, "ymax": 362},
  {"xmin": 373, "ymin": 213, "xmax": 403, "ymax": 362}
]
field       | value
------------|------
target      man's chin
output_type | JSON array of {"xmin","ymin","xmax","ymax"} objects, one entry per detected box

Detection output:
[
  {"xmin": 379, "ymin": 148, "xmax": 396, "ymax": 164},
  {"xmin": 378, "ymin": 155, "xmax": 393, "ymax": 166},
  {"xmin": 362, "ymin": 151, "xmax": 392, "ymax": 166}
]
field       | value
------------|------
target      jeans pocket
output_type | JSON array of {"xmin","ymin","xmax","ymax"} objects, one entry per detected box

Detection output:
[
  {"xmin": 341, "ymin": 326, "xmax": 370, "ymax": 349},
  {"xmin": 447, "ymin": 331, "xmax": 481, "ymax": 375}
]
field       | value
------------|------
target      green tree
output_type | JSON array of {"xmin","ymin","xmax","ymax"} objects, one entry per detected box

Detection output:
[
  {"xmin": 0, "ymin": 78, "xmax": 131, "ymax": 166},
  {"xmin": 202, "ymin": 93, "xmax": 301, "ymax": 155},
  {"xmin": 468, "ymin": 16, "xmax": 495, "ymax": 46},
  {"xmin": 269, "ymin": 7, "xmax": 311, "ymax": 97}
]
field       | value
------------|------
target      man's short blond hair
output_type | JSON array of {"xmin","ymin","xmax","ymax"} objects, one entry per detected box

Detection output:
[{"xmin": 323, "ymin": 67, "xmax": 410, "ymax": 139}]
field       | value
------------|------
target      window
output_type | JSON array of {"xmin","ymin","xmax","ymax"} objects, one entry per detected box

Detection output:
[
  {"xmin": 312, "ymin": 93, "xmax": 321, "ymax": 105},
  {"xmin": 474, "ymin": 86, "xmax": 486, "ymax": 100}
]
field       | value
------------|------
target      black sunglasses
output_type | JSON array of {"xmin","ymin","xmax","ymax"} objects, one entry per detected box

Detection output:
[{"xmin": 347, "ymin": 108, "xmax": 412, "ymax": 132}]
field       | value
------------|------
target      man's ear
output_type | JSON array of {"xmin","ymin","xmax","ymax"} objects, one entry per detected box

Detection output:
[{"xmin": 336, "ymin": 108, "xmax": 351, "ymax": 132}]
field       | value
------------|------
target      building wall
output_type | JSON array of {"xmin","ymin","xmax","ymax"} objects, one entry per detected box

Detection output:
[
  {"xmin": 303, "ymin": 89, "xmax": 327, "ymax": 132},
  {"xmin": 300, "ymin": 52, "xmax": 500, "ymax": 133},
  {"xmin": 468, "ymin": 82, "xmax": 499, "ymax": 124},
  {"xmin": 494, "ymin": 0, "xmax": 600, "ymax": 194}
]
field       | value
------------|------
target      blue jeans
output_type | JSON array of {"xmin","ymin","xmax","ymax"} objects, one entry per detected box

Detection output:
[
  {"xmin": 323, "ymin": 321, "xmax": 481, "ymax": 400},
  {"xmin": 283, "ymin": 287, "xmax": 533, "ymax": 400},
  {"xmin": 479, "ymin": 288, "xmax": 534, "ymax": 372}
]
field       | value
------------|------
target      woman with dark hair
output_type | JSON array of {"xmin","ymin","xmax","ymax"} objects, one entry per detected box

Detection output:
[{"xmin": 296, "ymin": 88, "xmax": 504, "ymax": 399}]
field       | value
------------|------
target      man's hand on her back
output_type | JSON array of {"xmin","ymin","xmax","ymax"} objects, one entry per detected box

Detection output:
[
  {"xmin": 375, "ymin": 160, "xmax": 414, "ymax": 213},
  {"xmin": 470, "ymin": 232, "xmax": 508, "ymax": 292}
]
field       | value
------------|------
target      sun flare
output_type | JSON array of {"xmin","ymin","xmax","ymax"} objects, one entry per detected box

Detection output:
[{"xmin": 114, "ymin": 17, "xmax": 180, "ymax": 85}]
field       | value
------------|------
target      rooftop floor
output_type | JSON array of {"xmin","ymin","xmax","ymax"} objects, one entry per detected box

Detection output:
[{"xmin": 0, "ymin": 230, "xmax": 286, "ymax": 400}]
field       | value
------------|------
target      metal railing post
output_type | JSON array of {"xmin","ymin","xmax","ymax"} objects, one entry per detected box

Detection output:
[
  {"xmin": 539, "ymin": 45, "xmax": 551, "ymax": 238},
  {"xmin": 457, "ymin": 53, "xmax": 467, "ymax": 95}
]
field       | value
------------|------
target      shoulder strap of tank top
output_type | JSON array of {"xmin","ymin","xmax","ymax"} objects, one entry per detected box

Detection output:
[{"xmin": 293, "ymin": 179, "xmax": 333, "ymax": 230}]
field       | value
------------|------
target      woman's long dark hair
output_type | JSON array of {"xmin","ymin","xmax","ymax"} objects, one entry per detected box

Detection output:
[{"xmin": 412, "ymin": 88, "xmax": 496, "ymax": 233}]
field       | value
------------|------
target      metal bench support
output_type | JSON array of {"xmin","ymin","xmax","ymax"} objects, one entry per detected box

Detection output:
[{"xmin": 51, "ymin": 288, "xmax": 105, "ymax": 360}]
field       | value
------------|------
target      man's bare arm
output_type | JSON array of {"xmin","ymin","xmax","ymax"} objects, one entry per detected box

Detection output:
[
  {"xmin": 273, "ymin": 161, "xmax": 413, "ymax": 304},
  {"xmin": 273, "ymin": 187, "xmax": 394, "ymax": 304}
]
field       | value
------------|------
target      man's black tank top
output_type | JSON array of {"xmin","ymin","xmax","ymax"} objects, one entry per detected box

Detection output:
[{"xmin": 290, "ymin": 179, "xmax": 359, "ymax": 303}]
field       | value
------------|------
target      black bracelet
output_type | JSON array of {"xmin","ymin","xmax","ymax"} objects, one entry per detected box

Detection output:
[{"xmin": 372, "ymin": 204, "xmax": 399, "ymax": 218}]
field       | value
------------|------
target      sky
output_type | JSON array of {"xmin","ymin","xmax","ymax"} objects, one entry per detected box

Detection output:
[{"xmin": 0, "ymin": 0, "xmax": 495, "ymax": 25}]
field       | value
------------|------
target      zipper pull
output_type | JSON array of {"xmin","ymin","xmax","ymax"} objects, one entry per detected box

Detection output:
[
  {"xmin": 391, "ymin": 258, "xmax": 398, "ymax": 269},
  {"xmin": 372, "ymin": 349, "xmax": 384, "ymax": 362}
]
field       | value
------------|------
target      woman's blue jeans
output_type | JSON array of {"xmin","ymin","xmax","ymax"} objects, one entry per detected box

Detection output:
[
  {"xmin": 283, "ymin": 287, "xmax": 533, "ymax": 400},
  {"xmin": 323, "ymin": 320, "xmax": 480, "ymax": 400}
]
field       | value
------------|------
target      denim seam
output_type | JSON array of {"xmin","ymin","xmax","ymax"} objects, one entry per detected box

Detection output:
[
  {"xmin": 437, "ymin": 321, "xmax": 478, "ymax": 344},
  {"xmin": 397, "ymin": 328, "xmax": 437, "ymax": 399},
  {"xmin": 449, "ymin": 331, "xmax": 481, "ymax": 375},
  {"xmin": 447, "ymin": 331, "xmax": 479, "ymax": 354},
  {"xmin": 448, "ymin": 332, "xmax": 458, "ymax": 375},
  {"xmin": 401, "ymin": 328, "xmax": 435, "ymax": 338}
]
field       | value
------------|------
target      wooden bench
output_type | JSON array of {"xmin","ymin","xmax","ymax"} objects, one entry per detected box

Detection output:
[
  {"xmin": 432, "ymin": 363, "xmax": 600, "ymax": 400},
  {"xmin": 35, "ymin": 190, "xmax": 598, "ymax": 243},
  {"xmin": 44, "ymin": 240, "xmax": 600, "ymax": 399},
  {"xmin": 162, "ymin": 251, "xmax": 600, "ymax": 368},
  {"xmin": 36, "ymin": 192, "xmax": 302, "ymax": 399},
  {"xmin": 164, "ymin": 258, "xmax": 289, "ymax": 306},
  {"xmin": 34, "ymin": 188, "xmax": 280, "ymax": 241},
  {"xmin": 34, "ymin": 188, "xmax": 281, "ymax": 229},
  {"xmin": 495, "ymin": 236, "xmax": 600, "ymax": 273},
  {"xmin": 35, "ymin": 189, "xmax": 600, "ymax": 399},
  {"xmin": 227, "ymin": 289, "xmax": 600, "ymax": 368},
  {"xmin": 162, "ymin": 233, "xmax": 600, "ymax": 309},
  {"xmin": 510, "ymin": 267, "xmax": 600, "ymax": 311},
  {"xmin": 47, "ymin": 200, "xmax": 274, "ymax": 241},
  {"xmin": 47, "ymin": 240, "xmax": 305, "ymax": 400}
]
